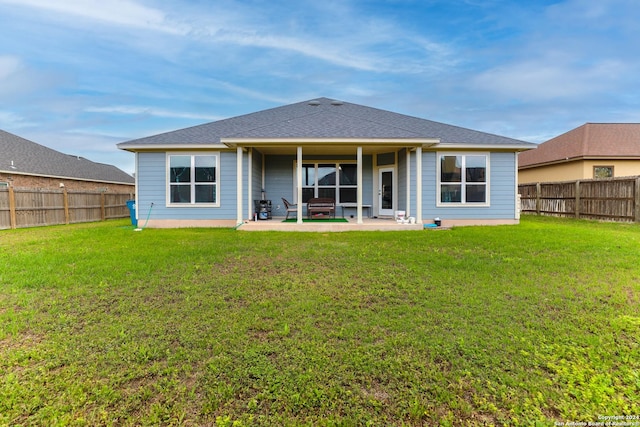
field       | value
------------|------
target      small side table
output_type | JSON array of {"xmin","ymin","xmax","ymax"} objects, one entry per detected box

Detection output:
[{"xmin": 340, "ymin": 204, "xmax": 372, "ymax": 218}]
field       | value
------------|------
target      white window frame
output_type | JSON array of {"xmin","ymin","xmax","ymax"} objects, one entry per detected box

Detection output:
[
  {"xmin": 293, "ymin": 161, "xmax": 358, "ymax": 204},
  {"xmin": 166, "ymin": 152, "xmax": 220, "ymax": 207},
  {"xmin": 436, "ymin": 152, "xmax": 490, "ymax": 207},
  {"xmin": 0, "ymin": 182, "xmax": 8, "ymax": 188}
]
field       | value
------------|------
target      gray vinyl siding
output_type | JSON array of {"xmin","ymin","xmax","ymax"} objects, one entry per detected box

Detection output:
[
  {"xmin": 137, "ymin": 150, "xmax": 246, "ymax": 221},
  {"xmin": 218, "ymin": 151, "xmax": 243, "ymax": 219},
  {"xmin": 397, "ymin": 149, "xmax": 408, "ymax": 213},
  {"xmin": 488, "ymin": 151, "xmax": 518, "ymax": 217},
  {"xmin": 136, "ymin": 149, "xmax": 518, "ymax": 223},
  {"xmin": 421, "ymin": 151, "xmax": 517, "ymax": 220},
  {"xmin": 251, "ymin": 149, "xmax": 264, "ymax": 216},
  {"xmin": 264, "ymin": 155, "xmax": 294, "ymax": 217},
  {"xmin": 361, "ymin": 156, "xmax": 374, "ymax": 206},
  {"xmin": 136, "ymin": 152, "xmax": 166, "ymax": 220},
  {"xmin": 398, "ymin": 149, "xmax": 422, "ymax": 219},
  {"xmin": 400, "ymin": 148, "xmax": 419, "ymax": 218}
]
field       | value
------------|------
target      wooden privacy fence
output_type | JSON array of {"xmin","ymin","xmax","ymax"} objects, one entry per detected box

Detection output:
[
  {"xmin": 519, "ymin": 176, "xmax": 640, "ymax": 223},
  {"xmin": 0, "ymin": 188, "xmax": 134, "ymax": 229}
]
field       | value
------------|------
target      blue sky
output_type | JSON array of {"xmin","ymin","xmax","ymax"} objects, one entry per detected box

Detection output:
[{"xmin": 1, "ymin": 0, "xmax": 638, "ymax": 174}]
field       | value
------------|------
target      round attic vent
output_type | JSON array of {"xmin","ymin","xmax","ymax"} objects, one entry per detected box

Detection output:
[
  {"xmin": 330, "ymin": 100, "xmax": 344, "ymax": 106},
  {"xmin": 308, "ymin": 100, "xmax": 321, "ymax": 106}
]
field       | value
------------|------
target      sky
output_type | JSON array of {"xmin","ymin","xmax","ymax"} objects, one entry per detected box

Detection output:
[{"xmin": 1, "ymin": 0, "xmax": 639, "ymax": 174}]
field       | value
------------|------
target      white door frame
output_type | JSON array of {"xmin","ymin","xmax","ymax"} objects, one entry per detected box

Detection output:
[{"xmin": 377, "ymin": 167, "xmax": 396, "ymax": 216}]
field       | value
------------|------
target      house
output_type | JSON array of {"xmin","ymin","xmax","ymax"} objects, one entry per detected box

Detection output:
[
  {"xmin": 1, "ymin": 130, "xmax": 135, "ymax": 192},
  {"xmin": 518, "ymin": 123, "xmax": 640, "ymax": 184},
  {"xmin": 117, "ymin": 97, "xmax": 535, "ymax": 228}
]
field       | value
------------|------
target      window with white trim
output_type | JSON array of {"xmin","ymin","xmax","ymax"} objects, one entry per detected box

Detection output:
[
  {"xmin": 298, "ymin": 162, "xmax": 357, "ymax": 203},
  {"xmin": 0, "ymin": 182, "xmax": 8, "ymax": 188},
  {"xmin": 438, "ymin": 153, "xmax": 488, "ymax": 205},
  {"xmin": 167, "ymin": 153, "xmax": 219, "ymax": 206}
]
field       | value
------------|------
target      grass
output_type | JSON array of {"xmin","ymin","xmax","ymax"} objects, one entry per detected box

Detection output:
[{"xmin": 0, "ymin": 216, "xmax": 639, "ymax": 426}]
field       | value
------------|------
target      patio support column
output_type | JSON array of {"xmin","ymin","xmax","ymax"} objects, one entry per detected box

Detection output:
[
  {"xmin": 406, "ymin": 148, "xmax": 411, "ymax": 218},
  {"xmin": 247, "ymin": 148, "xmax": 253, "ymax": 221},
  {"xmin": 416, "ymin": 146, "xmax": 423, "ymax": 224},
  {"xmin": 296, "ymin": 146, "xmax": 303, "ymax": 224},
  {"xmin": 237, "ymin": 146, "xmax": 243, "ymax": 225},
  {"xmin": 357, "ymin": 146, "xmax": 363, "ymax": 224}
]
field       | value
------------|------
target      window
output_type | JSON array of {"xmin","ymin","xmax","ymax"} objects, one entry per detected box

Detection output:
[
  {"xmin": 167, "ymin": 153, "xmax": 218, "ymax": 206},
  {"xmin": 438, "ymin": 153, "xmax": 488, "ymax": 205},
  {"xmin": 594, "ymin": 166, "xmax": 613, "ymax": 179},
  {"xmin": 0, "ymin": 182, "xmax": 8, "ymax": 188},
  {"xmin": 298, "ymin": 162, "xmax": 357, "ymax": 203}
]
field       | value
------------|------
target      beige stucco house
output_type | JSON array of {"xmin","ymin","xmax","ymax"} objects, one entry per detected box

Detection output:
[{"xmin": 518, "ymin": 123, "xmax": 640, "ymax": 184}]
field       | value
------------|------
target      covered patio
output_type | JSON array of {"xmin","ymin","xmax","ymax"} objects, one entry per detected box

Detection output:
[
  {"xmin": 237, "ymin": 216, "xmax": 427, "ymax": 232},
  {"xmin": 229, "ymin": 138, "xmax": 437, "ymax": 226}
]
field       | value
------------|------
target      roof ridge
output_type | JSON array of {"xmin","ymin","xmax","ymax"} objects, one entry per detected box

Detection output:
[
  {"xmin": 582, "ymin": 123, "xmax": 591, "ymax": 152},
  {"xmin": 223, "ymin": 99, "xmax": 338, "ymax": 138},
  {"xmin": 322, "ymin": 101, "xmax": 426, "ymax": 137},
  {"xmin": 227, "ymin": 99, "xmax": 429, "ymax": 139}
]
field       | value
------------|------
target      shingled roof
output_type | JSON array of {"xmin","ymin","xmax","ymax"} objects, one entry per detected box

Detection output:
[
  {"xmin": 118, "ymin": 97, "xmax": 534, "ymax": 149},
  {"xmin": 1, "ymin": 130, "xmax": 134, "ymax": 184},
  {"xmin": 519, "ymin": 123, "xmax": 640, "ymax": 168}
]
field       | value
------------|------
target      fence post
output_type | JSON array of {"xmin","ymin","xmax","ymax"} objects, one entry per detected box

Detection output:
[
  {"xmin": 635, "ymin": 177, "xmax": 640, "ymax": 223},
  {"xmin": 8, "ymin": 186, "xmax": 17, "ymax": 229},
  {"xmin": 575, "ymin": 180, "xmax": 581, "ymax": 219},
  {"xmin": 101, "ymin": 193, "xmax": 106, "ymax": 221},
  {"xmin": 535, "ymin": 182, "xmax": 541, "ymax": 215},
  {"xmin": 63, "ymin": 188, "xmax": 70, "ymax": 225}
]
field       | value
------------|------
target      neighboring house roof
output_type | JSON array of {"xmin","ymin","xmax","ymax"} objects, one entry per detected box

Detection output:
[
  {"xmin": 0, "ymin": 130, "xmax": 134, "ymax": 184},
  {"xmin": 519, "ymin": 123, "xmax": 640, "ymax": 168},
  {"xmin": 118, "ymin": 97, "xmax": 535, "ymax": 150}
]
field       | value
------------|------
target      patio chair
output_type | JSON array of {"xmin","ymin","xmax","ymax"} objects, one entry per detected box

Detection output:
[{"xmin": 282, "ymin": 198, "xmax": 297, "ymax": 220}]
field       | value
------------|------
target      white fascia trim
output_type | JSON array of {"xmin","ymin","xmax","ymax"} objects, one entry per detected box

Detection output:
[
  {"xmin": 222, "ymin": 138, "xmax": 440, "ymax": 147},
  {"xmin": 434, "ymin": 142, "xmax": 535, "ymax": 151},
  {"xmin": 118, "ymin": 144, "xmax": 225, "ymax": 152}
]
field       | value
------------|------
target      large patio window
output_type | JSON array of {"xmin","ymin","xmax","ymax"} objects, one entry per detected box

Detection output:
[
  {"xmin": 299, "ymin": 163, "xmax": 357, "ymax": 203},
  {"xmin": 438, "ymin": 153, "xmax": 488, "ymax": 205},
  {"xmin": 167, "ymin": 153, "xmax": 219, "ymax": 206}
]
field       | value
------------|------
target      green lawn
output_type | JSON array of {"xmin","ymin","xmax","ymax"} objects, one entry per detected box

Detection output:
[{"xmin": 1, "ymin": 216, "xmax": 639, "ymax": 426}]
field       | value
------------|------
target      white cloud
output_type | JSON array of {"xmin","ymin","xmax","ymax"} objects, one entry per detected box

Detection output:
[
  {"xmin": 215, "ymin": 31, "xmax": 381, "ymax": 72},
  {"xmin": 0, "ymin": 110, "xmax": 32, "ymax": 128},
  {"xmin": 0, "ymin": 55, "xmax": 22, "ymax": 80},
  {"xmin": 470, "ymin": 24, "xmax": 630, "ymax": 103},
  {"xmin": 147, "ymin": 1, "xmax": 453, "ymax": 74},
  {"xmin": 0, "ymin": 0, "xmax": 452, "ymax": 75},
  {"xmin": 0, "ymin": 55, "xmax": 60, "ymax": 99},
  {"xmin": 0, "ymin": 0, "xmax": 187, "ymax": 34},
  {"xmin": 85, "ymin": 106, "xmax": 222, "ymax": 121},
  {"xmin": 204, "ymin": 21, "xmax": 453, "ymax": 74}
]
